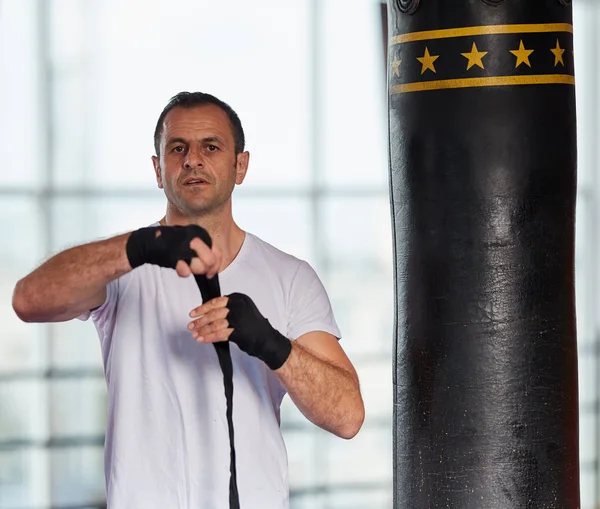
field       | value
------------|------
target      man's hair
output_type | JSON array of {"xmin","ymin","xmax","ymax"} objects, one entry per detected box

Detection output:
[{"xmin": 153, "ymin": 92, "xmax": 245, "ymax": 156}]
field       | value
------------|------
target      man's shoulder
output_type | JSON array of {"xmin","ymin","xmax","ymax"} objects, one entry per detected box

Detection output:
[
  {"xmin": 243, "ymin": 232, "xmax": 321, "ymax": 283},
  {"xmin": 245, "ymin": 232, "xmax": 304, "ymax": 266},
  {"xmin": 244, "ymin": 233, "xmax": 326, "ymax": 286}
]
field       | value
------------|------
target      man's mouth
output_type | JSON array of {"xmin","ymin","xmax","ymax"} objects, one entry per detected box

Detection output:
[{"xmin": 183, "ymin": 178, "xmax": 209, "ymax": 186}]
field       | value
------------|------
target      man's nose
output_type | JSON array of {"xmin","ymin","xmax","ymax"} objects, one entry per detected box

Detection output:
[{"xmin": 184, "ymin": 147, "xmax": 204, "ymax": 169}]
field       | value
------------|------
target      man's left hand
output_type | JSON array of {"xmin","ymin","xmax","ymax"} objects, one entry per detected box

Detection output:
[
  {"xmin": 188, "ymin": 293, "xmax": 292, "ymax": 370},
  {"xmin": 188, "ymin": 296, "xmax": 234, "ymax": 343}
]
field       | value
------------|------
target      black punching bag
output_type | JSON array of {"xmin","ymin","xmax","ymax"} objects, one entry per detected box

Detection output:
[{"xmin": 388, "ymin": 1, "xmax": 579, "ymax": 508}]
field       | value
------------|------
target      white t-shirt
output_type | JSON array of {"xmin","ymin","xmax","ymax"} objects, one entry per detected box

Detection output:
[{"xmin": 83, "ymin": 231, "xmax": 341, "ymax": 509}]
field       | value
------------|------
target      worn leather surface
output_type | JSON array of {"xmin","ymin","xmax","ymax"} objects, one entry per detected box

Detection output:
[{"xmin": 388, "ymin": 1, "xmax": 580, "ymax": 507}]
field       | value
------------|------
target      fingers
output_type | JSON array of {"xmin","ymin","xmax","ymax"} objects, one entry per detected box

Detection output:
[
  {"xmin": 193, "ymin": 327, "xmax": 234, "ymax": 344},
  {"xmin": 175, "ymin": 259, "xmax": 192, "ymax": 277},
  {"xmin": 188, "ymin": 305, "xmax": 233, "ymax": 343},
  {"xmin": 188, "ymin": 298, "xmax": 231, "ymax": 343},
  {"xmin": 188, "ymin": 257, "xmax": 208, "ymax": 276},
  {"xmin": 189, "ymin": 296, "xmax": 229, "ymax": 318},
  {"xmin": 189, "ymin": 238, "xmax": 222, "ymax": 278},
  {"xmin": 188, "ymin": 306, "xmax": 230, "ymax": 330}
]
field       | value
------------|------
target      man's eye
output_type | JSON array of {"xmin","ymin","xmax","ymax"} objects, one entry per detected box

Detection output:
[
  {"xmin": 207, "ymin": 145, "xmax": 219, "ymax": 152},
  {"xmin": 172, "ymin": 146, "xmax": 185, "ymax": 153}
]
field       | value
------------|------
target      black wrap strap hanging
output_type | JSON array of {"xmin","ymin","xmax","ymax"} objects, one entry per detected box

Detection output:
[{"xmin": 194, "ymin": 271, "xmax": 239, "ymax": 509}]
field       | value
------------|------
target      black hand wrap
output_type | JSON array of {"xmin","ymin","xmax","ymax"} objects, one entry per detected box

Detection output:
[
  {"xmin": 226, "ymin": 293, "xmax": 292, "ymax": 370},
  {"xmin": 126, "ymin": 224, "xmax": 212, "ymax": 269}
]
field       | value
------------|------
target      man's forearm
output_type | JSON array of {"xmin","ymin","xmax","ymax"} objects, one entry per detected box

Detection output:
[
  {"xmin": 12, "ymin": 233, "xmax": 132, "ymax": 322},
  {"xmin": 274, "ymin": 342, "xmax": 365, "ymax": 439}
]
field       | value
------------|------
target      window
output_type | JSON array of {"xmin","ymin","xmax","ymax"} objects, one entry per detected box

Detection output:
[{"xmin": 0, "ymin": 0, "xmax": 391, "ymax": 507}]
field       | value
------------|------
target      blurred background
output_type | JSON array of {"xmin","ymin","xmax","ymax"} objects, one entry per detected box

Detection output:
[{"xmin": 0, "ymin": 0, "xmax": 598, "ymax": 508}]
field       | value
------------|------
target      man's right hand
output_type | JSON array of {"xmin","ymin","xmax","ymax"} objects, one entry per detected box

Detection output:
[{"xmin": 126, "ymin": 225, "xmax": 221, "ymax": 279}]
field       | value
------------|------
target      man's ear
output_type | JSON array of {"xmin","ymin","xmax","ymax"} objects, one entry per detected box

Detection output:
[
  {"xmin": 152, "ymin": 155, "xmax": 163, "ymax": 189},
  {"xmin": 235, "ymin": 151, "xmax": 250, "ymax": 185}
]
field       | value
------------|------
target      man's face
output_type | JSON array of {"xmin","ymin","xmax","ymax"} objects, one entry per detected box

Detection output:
[{"xmin": 152, "ymin": 104, "xmax": 248, "ymax": 218}]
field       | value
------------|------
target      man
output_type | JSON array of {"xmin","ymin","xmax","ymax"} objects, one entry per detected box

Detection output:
[{"xmin": 12, "ymin": 92, "xmax": 365, "ymax": 508}]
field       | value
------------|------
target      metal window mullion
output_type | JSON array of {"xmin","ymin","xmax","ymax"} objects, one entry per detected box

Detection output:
[
  {"xmin": 37, "ymin": 0, "xmax": 54, "ymax": 505},
  {"xmin": 586, "ymin": 4, "xmax": 600, "ymax": 506},
  {"xmin": 308, "ymin": 1, "xmax": 331, "ymax": 507}
]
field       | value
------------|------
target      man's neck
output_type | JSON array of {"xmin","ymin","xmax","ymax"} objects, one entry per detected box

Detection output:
[{"xmin": 159, "ymin": 208, "xmax": 245, "ymax": 273}]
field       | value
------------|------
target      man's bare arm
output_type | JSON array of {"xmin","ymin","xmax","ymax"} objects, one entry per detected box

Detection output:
[
  {"xmin": 13, "ymin": 226, "xmax": 222, "ymax": 324},
  {"xmin": 12, "ymin": 233, "xmax": 132, "ymax": 323},
  {"xmin": 187, "ymin": 296, "xmax": 365, "ymax": 439},
  {"xmin": 274, "ymin": 333, "xmax": 365, "ymax": 439}
]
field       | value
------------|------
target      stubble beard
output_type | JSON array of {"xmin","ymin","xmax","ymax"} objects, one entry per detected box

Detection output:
[
  {"xmin": 163, "ymin": 160, "xmax": 238, "ymax": 221},
  {"xmin": 166, "ymin": 176, "xmax": 235, "ymax": 221}
]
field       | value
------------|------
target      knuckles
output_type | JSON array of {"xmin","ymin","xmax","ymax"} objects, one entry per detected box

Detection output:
[{"xmin": 190, "ymin": 306, "xmax": 229, "ymax": 330}]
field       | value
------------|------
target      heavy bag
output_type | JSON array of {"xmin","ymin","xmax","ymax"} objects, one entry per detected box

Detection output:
[{"xmin": 387, "ymin": 1, "xmax": 579, "ymax": 507}]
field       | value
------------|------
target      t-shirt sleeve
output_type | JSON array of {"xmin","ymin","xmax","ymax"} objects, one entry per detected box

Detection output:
[
  {"xmin": 77, "ymin": 279, "xmax": 119, "ymax": 345},
  {"xmin": 287, "ymin": 261, "xmax": 341, "ymax": 341}
]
